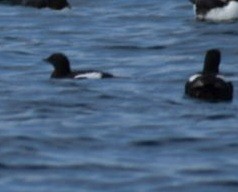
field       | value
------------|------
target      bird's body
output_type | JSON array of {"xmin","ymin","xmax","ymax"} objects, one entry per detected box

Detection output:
[
  {"xmin": 190, "ymin": 0, "xmax": 238, "ymax": 21},
  {"xmin": 0, "ymin": 0, "xmax": 70, "ymax": 10},
  {"xmin": 185, "ymin": 49, "xmax": 233, "ymax": 102},
  {"xmin": 45, "ymin": 53, "xmax": 114, "ymax": 79}
]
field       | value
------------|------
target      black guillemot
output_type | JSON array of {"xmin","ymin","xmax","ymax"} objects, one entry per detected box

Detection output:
[
  {"xmin": 190, "ymin": 0, "xmax": 238, "ymax": 21},
  {"xmin": 185, "ymin": 49, "xmax": 233, "ymax": 102},
  {"xmin": 44, "ymin": 53, "xmax": 114, "ymax": 79},
  {"xmin": 1, "ymin": 0, "xmax": 70, "ymax": 10}
]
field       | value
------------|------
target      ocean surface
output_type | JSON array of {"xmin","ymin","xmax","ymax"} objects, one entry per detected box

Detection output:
[{"xmin": 0, "ymin": 0, "xmax": 238, "ymax": 191}]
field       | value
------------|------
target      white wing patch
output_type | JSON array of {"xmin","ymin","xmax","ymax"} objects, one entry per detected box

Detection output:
[
  {"xmin": 189, "ymin": 74, "xmax": 201, "ymax": 82},
  {"xmin": 216, "ymin": 75, "xmax": 226, "ymax": 81},
  {"xmin": 189, "ymin": 74, "xmax": 227, "ymax": 82},
  {"xmin": 74, "ymin": 72, "xmax": 103, "ymax": 79},
  {"xmin": 206, "ymin": 1, "xmax": 238, "ymax": 21}
]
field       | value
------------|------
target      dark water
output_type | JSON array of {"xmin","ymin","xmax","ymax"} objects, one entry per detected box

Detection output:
[{"xmin": 0, "ymin": 0, "xmax": 238, "ymax": 191}]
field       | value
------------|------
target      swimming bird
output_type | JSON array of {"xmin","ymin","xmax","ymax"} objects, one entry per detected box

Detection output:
[
  {"xmin": 190, "ymin": 0, "xmax": 238, "ymax": 21},
  {"xmin": 44, "ymin": 53, "xmax": 114, "ymax": 79},
  {"xmin": 0, "ymin": 0, "xmax": 70, "ymax": 10},
  {"xmin": 185, "ymin": 49, "xmax": 233, "ymax": 102}
]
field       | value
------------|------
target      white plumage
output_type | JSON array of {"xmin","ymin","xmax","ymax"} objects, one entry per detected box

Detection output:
[{"xmin": 74, "ymin": 72, "xmax": 103, "ymax": 79}]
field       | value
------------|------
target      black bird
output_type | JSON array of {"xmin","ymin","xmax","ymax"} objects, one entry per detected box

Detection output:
[
  {"xmin": 185, "ymin": 49, "xmax": 233, "ymax": 102},
  {"xmin": 0, "ymin": 0, "xmax": 71, "ymax": 10},
  {"xmin": 189, "ymin": 0, "xmax": 238, "ymax": 21},
  {"xmin": 44, "ymin": 53, "xmax": 114, "ymax": 79}
]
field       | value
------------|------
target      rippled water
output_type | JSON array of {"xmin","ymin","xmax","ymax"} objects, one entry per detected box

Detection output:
[{"xmin": 0, "ymin": 0, "xmax": 238, "ymax": 191}]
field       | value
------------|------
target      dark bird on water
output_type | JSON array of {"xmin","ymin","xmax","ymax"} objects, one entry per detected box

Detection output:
[
  {"xmin": 44, "ymin": 53, "xmax": 114, "ymax": 79},
  {"xmin": 185, "ymin": 49, "xmax": 233, "ymax": 102},
  {"xmin": 0, "ymin": 0, "xmax": 70, "ymax": 10},
  {"xmin": 189, "ymin": 0, "xmax": 238, "ymax": 21}
]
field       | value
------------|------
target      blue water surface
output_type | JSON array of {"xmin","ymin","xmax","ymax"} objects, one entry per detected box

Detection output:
[{"xmin": 0, "ymin": 0, "xmax": 238, "ymax": 191}]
